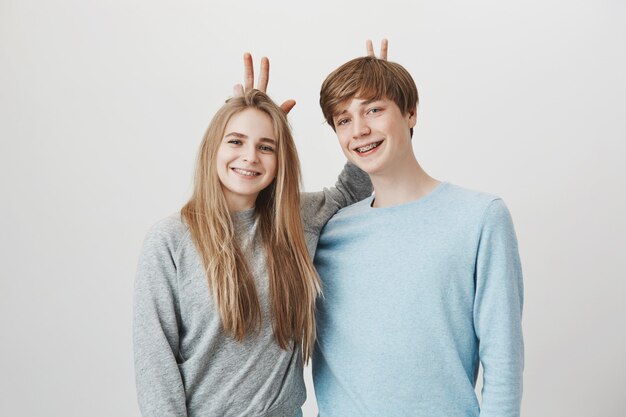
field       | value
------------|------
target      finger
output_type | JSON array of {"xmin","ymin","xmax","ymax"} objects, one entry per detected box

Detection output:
[
  {"xmin": 280, "ymin": 99, "xmax": 296, "ymax": 115},
  {"xmin": 380, "ymin": 38, "xmax": 388, "ymax": 60},
  {"xmin": 243, "ymin": 52, "xmax": 254, "ymax": 91},
  {"xmin": 366, "ymin": 40, "xmax": 374, "ymax": 57},
  {"xmin": 233, "ymin": 83, "xmax": 244, "ymax": 97},
  {"xmin": 258, "ymin": 56, "xmax": 269, "ymax": 93}
]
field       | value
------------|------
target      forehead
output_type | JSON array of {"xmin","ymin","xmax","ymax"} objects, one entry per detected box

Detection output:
[{"xmin": 224, "ymin": 108, "xmax": 275, "ymax": 138}]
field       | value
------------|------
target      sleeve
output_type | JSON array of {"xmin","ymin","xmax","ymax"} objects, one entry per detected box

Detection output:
[
  {"xmin": 133, "ymin": 223, "xmax": 188, "ymax": 417},
  {"xmin": 300, "ymin": 162, "xmax": 372, "ymax": 234},
  {"xmin": 473, "ymin": 199, "xmax": 524, "ymax": 417}
]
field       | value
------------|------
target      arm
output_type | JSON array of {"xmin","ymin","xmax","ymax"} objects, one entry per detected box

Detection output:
[
  {"xmin": 300, "ymin": 162, "xmax": 372, "ymax": 234},
  {"xmin": 133, "ymin": 221, "xmax": 187, "ymax": 417},
  {"xmin": 473, "ymin": 199, "xmax": 524, "ymax": 417}
]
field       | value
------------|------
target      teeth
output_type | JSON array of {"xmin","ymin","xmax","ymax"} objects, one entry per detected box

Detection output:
[
  {"xmin": 233, "ymin": 168, "xmax": 259, "ymax": 176},
  {"xmin": 356, "ymin": 141, "xmax": 381, "ymax": 153}
]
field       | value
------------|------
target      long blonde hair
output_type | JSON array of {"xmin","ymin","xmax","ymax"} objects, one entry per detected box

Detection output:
[{"xmin": 181, "ymin": 90, "xmax": 321, "ymax": 361}]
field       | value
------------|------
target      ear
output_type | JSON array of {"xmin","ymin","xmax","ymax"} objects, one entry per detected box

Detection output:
[{"xmin": 407, "ymin": 107, "xmax": 418, "ymax": 128}]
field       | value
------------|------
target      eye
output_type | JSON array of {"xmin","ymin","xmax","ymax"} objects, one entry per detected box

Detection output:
[
  {"xmin": 258, "ymin": 144, "xmax": 275, "ymax": 153},
  {"xmin": 336, "ymin": 118, "xmax": 350, "ymax": 126},
  {"xmin": 367, "ymin": 107, "xmax": 383, "ymax": 115},
  {"xmin": 227, "ymin": 139, "xmax": 242, "ymax": 145}
]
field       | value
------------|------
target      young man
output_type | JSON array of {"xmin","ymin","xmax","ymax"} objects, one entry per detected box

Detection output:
[{"xmin": 312, "ymin": 53, "xmax": 524, "ymax": 416}]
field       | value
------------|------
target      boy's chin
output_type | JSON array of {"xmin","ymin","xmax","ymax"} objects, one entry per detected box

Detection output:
[{"xmin": 350, "ymin": 160, "xmax": 381, "ymax": 176}]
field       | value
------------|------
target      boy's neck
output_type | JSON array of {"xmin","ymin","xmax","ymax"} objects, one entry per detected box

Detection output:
[{"xmin": 369, "ymin": 157, "xmax": 440, "ymax": 208}]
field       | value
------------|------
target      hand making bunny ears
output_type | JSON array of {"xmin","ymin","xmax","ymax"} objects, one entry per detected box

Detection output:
[
  {"xmin": 366, "ymin": 38, "xmax": 389, "ymax": 60},
  {"xmin": 232, "ymin": 53, "xmax": 296, "ymax": 114}
]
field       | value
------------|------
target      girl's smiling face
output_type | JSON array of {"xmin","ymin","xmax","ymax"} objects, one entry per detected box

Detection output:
[{"xmin": 216, "ymin": 108, "xmax": 277, "ymax": 211}]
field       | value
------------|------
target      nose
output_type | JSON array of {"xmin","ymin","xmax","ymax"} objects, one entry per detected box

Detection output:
[
  {"xmin": 242, "ymin": 143, "xmax": 259, "ymax": 163},
  {"xmin": 351, "ymin": 116, "xmax": 370, "ymax": 139}
]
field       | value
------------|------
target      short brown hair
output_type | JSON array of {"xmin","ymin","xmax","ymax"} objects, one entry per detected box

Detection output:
[{"xmin": 320, "ymin": 56, "xmax": 419, "ymax": 135}]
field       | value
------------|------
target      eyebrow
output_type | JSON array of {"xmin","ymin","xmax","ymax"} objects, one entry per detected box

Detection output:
[
  {"xmin": 224, "ymin": 132, "xmax": 276, "ymax": 144},
  {"xmin": 224, "ymin": 132, "xmax": 247, "ymax": 139}
]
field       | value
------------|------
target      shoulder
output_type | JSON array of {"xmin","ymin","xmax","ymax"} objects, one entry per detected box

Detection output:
[
  {"xmin": 145, "ymin": 213, "xmax": 189, "ymax": 241},
  {"xmin": 135, "ymin": 214, "xmax": 192, "ymax": 292},
  {"xmin": 441, "ymin": 184, "xmax": 517, "ymax": 237},
  {"xmin": 315, "ymin": 197, "xmax": 373, "ymax": 238},
  {"xmin": 442, "ymin": 182, "xmax": 500, "ymax": 207},
  {"xmin": 420, "ymin": 183, "xmax": 518, "ymax": 240},
  {"xmin": 439, "ymin": 182, "xmax": 508, "ymax": 218},
  {"xmin": 141, "ymin": 213, "xmax": 191, "ymax": 257},
  {"xmin": 334, "ymin": 196, "xmax": 374, "ymax": 218}
]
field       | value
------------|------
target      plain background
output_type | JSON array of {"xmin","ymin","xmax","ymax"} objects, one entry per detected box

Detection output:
[{"xmin": 1, "ymin": 0, "xmax": 625, "ymax": 416}]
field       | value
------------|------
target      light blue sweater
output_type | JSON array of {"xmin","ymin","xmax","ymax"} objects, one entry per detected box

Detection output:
[{"xmin": 312, "ymin": 182, "xmax": 524, "ymax": 417}]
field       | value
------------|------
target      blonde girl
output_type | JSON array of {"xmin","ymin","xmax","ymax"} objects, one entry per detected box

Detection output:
[{"xmin": 133, "ymin": 64, "xmax": 370, "ymax": 416}]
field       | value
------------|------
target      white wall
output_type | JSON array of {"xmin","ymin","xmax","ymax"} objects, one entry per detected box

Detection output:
[{"xmin": 1, "ymin": 0, "xmax": 624, "ymax": 415}]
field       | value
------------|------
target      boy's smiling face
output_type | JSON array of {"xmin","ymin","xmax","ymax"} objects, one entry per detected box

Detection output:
[{"xmin": 332, "ymin": 97, "xmax": 416, "ymax": 176}]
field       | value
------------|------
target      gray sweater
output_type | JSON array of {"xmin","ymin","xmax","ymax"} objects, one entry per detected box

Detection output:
[{"xmin": 133, "ymin": 163, "xmax": 371, "ymax": 417}]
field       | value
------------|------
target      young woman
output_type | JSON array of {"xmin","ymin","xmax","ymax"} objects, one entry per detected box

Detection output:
[{"xmin": 133, "ymin": 65, "xmax": 371, "ymax": 416}]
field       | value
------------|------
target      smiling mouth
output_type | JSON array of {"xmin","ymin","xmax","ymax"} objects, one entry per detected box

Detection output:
[
  {"xmin": 231, "ymin": 168, "xmax": 261, "ymax": 177},
  {"xmin": 355, "ymin": 140, "xmax": 383, "ymax": 153}
]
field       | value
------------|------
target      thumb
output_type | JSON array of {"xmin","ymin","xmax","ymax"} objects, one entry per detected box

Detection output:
[{"xmin": 280, "ymin": 99, "xmax": 296, "ymax": 114}]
